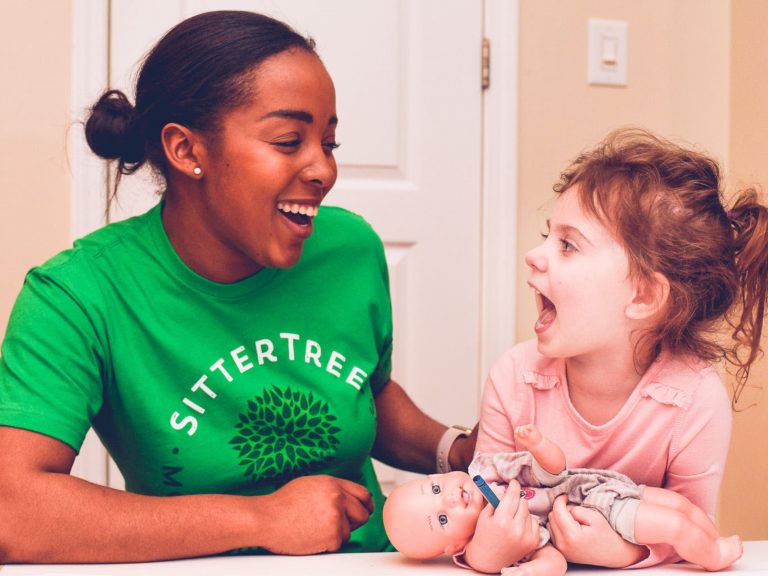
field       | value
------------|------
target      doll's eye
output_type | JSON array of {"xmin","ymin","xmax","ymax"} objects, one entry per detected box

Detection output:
[
  {"xmin": 431, "ymin": 484, "xmax": 441, "ymax": 494},
  {"xmin": 438, "ymin": 514, "xmax": 448, "ymax": 526}
]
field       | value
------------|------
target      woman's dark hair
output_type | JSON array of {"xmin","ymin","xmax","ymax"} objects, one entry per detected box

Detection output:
[
  {"xmin": 84, "ymin": 10, "xmax": 316, "ymax": 185},
  {"xmin": 555, "ymin": 128, "xmax": 768, "ymax": 407}
]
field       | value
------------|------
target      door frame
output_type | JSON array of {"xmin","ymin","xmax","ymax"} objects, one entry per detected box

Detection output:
[{"xmin": 68, "ymin": 0, "xmax": 519, "ymax": 485}]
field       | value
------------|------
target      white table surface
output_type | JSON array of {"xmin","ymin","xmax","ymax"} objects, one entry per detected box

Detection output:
[{"xmin": 2, "ymin": 541, "xmax": 766, "ymax": 575}]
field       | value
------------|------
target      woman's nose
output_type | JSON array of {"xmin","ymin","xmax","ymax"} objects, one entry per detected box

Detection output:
[{"xmin": 301, "ymin": 147, "xmax": 337, "ymax": 191}]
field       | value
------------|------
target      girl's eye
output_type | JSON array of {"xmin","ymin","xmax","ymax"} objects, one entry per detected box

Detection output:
[
  {"xmin": 560, "ymin": 238, "xmax": 576, "ymax": 253},
  {"xmin": 438, "ymin": 514, "xmax": 448, "ymax": 526},
  {"xmin": 431, "ymin": 483, "xmax": 441, "ymax": 495}
]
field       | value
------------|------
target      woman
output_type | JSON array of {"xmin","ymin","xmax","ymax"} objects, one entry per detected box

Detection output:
[{"xmin": 0, "ymin": 11, "xmax": 475, "ymax": 562}]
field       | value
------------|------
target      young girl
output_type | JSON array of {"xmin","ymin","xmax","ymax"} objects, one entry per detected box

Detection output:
[
  {"xmin": 382, "ymin": 424, "xmax": 742, "ymax": 574},
  {"xmin": 475, "ymin": 128, "xmax": 768, "ymax": 569}
]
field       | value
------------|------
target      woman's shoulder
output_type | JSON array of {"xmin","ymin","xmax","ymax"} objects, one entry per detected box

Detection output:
[
  {"xmin": 311, "ymin": 206, "xmax": 384, "ymax": 253},
  {"xmin": 315, "ymin": 205, "xmax": 379, "ymax": 235},
  {"xmin": 28, "ymin": 207, "xmax": 157, "ymax": 289}
]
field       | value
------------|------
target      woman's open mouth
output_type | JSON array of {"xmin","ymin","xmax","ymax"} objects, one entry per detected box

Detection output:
[{"xmin": 277, "ymin": 202, "xmax": 318, "ymax": 228}]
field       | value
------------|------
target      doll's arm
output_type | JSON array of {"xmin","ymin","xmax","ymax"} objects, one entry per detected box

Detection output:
[
  {"xmin": 514, "ymin": 424, "xmax": 565, "ymax": 475},
  {"xmin": 501, "ymin": 543, "xmax": 567, "ymax": 576}
]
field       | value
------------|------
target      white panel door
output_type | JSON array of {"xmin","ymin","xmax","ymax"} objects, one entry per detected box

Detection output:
[{"xmin": 74, "ymin": 0, "xmax": 484, "ymax": 490}]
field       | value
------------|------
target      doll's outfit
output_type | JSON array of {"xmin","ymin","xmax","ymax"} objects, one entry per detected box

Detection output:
[{"xmin": 469, "ymin": 451, "xmax": 645, "ymax": 547}]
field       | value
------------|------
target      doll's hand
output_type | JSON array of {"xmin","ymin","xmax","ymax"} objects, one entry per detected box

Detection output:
[
  {"xmin": 464, "ymin": 480, "xmax": 540, "ymax": 573},
  {"xmin": 547, "ymin": 495, "xmax": 647, "ymax": 567}
]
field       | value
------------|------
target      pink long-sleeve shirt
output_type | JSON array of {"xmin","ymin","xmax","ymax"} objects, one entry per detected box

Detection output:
[{"xmin": 476, "ymin": 339, "xmax": 733, "ymax": 568}]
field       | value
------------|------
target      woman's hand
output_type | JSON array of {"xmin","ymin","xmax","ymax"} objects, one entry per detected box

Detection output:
[
  {"xmin": 547, "ymin": 495, "xmax": 648, "ymax": 567},
  {"xmin": 255, "ymin": 475, "xmax": 374, "ymax": 555},
  {"xmin": 464, "ymin": 480, "xmax": 540, "ymax": 573}
]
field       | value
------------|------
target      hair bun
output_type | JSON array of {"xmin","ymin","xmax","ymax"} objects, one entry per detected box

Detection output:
[{"xmin": 84, "ymin": 90, "xmax": 144, "ymax": 165}]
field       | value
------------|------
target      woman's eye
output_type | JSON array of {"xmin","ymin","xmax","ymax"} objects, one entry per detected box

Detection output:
[
  {"xmin": 431, "ymin": 484, "xmax": 441, "ymax": 494},
  {"xmin": 323, "ymin": 141, "xmax": 341, "ymax": 152},
  {"xmin": 438, "ymin": 514, "xmax": 448, "ymax": 526},
  {"xmin": 273, "ymin": 140, "xmax": 301, "ymax": 150}
]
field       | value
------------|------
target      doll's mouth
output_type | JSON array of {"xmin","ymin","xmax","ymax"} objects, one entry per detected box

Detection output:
[{"xmin": 277, "ymin": 202, "xmax": 318, "ymax": 227}]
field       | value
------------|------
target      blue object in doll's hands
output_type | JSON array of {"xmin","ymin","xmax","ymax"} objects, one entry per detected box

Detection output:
[{"xmin": 473, "ymin": 474, "xmax": 500, "ymax": 508}]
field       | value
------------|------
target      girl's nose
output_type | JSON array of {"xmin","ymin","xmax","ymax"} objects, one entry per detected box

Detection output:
[{"xmin": 525, "ymin": 243, "xmax": 547, "ymax": 272}]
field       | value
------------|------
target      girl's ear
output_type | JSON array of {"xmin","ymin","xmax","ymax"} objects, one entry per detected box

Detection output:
[
  {"xmin": 160, "ymin": 123, "xmax": 205, "ymax": 179},
  {"xmin": 626, "ymin": 272, "xmax": 670, "ymax": 321}
]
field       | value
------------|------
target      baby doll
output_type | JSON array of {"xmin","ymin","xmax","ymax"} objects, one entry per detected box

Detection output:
[{"xmin": 383, "ymin": 424, "xmax": 742, "ymax": 575}]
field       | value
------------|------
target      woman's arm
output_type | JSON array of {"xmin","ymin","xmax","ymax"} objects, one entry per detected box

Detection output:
[
  {"xmin": 371, "ymin": 379, "xmax": 476, "ymax": 473},
  {"xmin": 0, "ymin": 427, "xmax": 373, "ymax": 563}
]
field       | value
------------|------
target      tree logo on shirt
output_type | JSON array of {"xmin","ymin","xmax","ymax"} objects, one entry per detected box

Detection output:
[{"xmin": 230, "ymin": 385, "xmax": 341, "ymax": 482}]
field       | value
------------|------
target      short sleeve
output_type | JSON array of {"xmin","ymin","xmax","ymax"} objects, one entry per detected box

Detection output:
[{"xmin": 0, "ymin": 265, "xmax": 106, "ymax": 451}]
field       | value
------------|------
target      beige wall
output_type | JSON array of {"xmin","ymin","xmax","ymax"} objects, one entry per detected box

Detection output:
[
  {"xmin": 720, "ymin": 0, "xmax": 768, "ymax": 540},
  {"xmin": 0, "ymin": 0, "xmax": 72, "ymax": 336},
  {"xmin": 517, "ymin": 0, "xmax": 765, "ymax": 539}
]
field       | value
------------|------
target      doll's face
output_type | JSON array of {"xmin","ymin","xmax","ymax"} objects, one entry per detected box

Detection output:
[{"xmin": 383, "ymin": 471, "xmax": 486, "ymax": 558}]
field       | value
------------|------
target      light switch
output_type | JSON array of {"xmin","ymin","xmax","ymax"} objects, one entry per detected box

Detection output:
[{"xmin": 588, "ymin": 18, "xmax": 628, "ymax": 86}]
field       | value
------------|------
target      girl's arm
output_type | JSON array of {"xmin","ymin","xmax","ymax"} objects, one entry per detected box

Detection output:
[
  {"xmin": 502, "ymin": 543, "xmax": 568, "ymax": 576},
  {"xmin": 0, "ymin": 426, "xmax": 373, "ymax": 562},
  {"xmin": 463, "ymin": 482, "xmax": 541, "ymax": 574}
]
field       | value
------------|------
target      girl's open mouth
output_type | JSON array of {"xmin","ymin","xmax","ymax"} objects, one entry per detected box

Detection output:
[{"xmin": 535, "ymin": 290, "xmax": 557, "ymax": 333}]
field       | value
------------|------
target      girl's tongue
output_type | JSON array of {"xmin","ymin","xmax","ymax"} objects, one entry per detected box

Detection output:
[{"xmin": 535, "ymin": 294, "xmax": 557, "ymax": 333}]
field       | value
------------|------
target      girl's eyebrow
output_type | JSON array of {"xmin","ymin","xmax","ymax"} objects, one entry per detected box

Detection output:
[{"xmin": 549, "ymin": 221, "xmax": 594, "ymax": 247}]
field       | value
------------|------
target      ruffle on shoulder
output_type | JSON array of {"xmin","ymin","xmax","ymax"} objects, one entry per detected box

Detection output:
[
  {"xmin": 639, "ymin": 382, "xmax": 692, "ymax": 410},
  {"xmin": 522, "ymin": 371, "xmax": 560, "ymax": 390}
]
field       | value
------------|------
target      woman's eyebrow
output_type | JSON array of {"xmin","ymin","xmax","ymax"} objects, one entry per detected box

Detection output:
[{"xmin": 260, "ymin": 109, "xmax": 338, "ymax": 127}]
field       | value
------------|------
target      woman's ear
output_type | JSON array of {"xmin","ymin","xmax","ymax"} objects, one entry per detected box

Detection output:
[
  {"xmin": 160, "ymin": 123, "xmax": 205, "ymax": 179},
  {"xmin": 626, "ymin": 272, "xmax": 670, "ymax": 321}
]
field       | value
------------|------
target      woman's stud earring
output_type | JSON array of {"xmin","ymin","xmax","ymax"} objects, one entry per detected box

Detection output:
[{"xmin": 193, "ymin": 167, "xmax": 202, "ymax": 176}]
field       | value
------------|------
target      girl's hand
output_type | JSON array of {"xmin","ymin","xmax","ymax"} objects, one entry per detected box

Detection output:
[
  {"xmin": 464, "ymin": 480, "xmax": 540, "ymax": 573},
  {"xmin": 547, "ymin": 495, "xmax": 648, "ymax": 567}
]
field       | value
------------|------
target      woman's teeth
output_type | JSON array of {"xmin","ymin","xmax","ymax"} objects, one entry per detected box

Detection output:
[{"xmin": 277, "ymin": 202, "xmax": 318, "ymax": 217}]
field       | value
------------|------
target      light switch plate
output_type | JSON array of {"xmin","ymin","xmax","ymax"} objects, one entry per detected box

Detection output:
[{"xmin": 588, "ymin": 18, "xmax": 628, "ymax": 86}]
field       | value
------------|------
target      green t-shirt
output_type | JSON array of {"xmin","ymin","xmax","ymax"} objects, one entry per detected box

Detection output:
[{"xmin": 0, "ymin": 203, "xmax": 393, "ymax": 552}]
